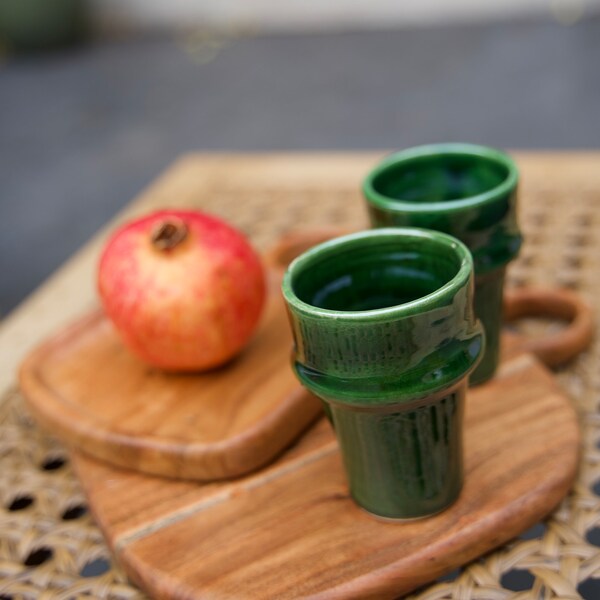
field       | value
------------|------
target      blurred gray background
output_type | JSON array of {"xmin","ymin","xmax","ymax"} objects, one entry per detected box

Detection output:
[{"xmin": 2, "ymin": 0, "xmax": 600, "ymax": 315}]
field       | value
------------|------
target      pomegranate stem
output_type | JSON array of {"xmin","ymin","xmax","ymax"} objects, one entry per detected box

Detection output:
[{"xmin": 151, "ymin": 218, "xmax": 188, "ymax": 251}]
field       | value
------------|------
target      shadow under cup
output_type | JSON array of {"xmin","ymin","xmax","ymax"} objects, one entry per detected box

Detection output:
[
  {"xmin": 363, "ymin": 144, "xmax": 522, "ymax": 385},
  {"xmin": 282, "ymin": 229, "xmax": 484, "ymax": 519}
]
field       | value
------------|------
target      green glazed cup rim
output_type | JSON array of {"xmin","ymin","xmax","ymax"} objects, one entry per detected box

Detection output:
[
  {"xmin": 282, "ymin": 227, "xmax": 474, "ymax": 322},
  {"xmin": 362, "ymin": 143, "xmax": 519, "ymax": 214}
]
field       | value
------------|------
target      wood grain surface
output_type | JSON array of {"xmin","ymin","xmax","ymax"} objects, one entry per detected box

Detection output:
[
  {"xmin": 68, "ymin": 333, "xmax": 580, "ymax": 599},
  {"xmin": 19, "ymin": 270, "xmax": 322, "ymax": 480}
]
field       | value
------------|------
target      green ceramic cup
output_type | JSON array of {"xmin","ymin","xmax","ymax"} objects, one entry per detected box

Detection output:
[
  {"xmin": 282, "ymin": 228, "xmax": 484, "ymax": 519},
  {"xmin": 362, "ymin": 143, "xmax": 521, "ymax": 385}
]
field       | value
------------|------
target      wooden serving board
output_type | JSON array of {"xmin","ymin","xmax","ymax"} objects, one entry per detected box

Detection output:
[
  {"xmin": 19, "ymin": 270, "xmax": 322, "ymax": 480},
  {"xmin": 68, "ymin": 333, "xmax": 580, "ymax": 599},
  {"xmin": 18, "ymin": 228, "xmax": 591, "ymax": 598}
]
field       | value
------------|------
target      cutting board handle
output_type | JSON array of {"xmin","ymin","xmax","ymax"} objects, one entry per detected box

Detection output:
[
  {"xmin": 266, "ymin": 228, "xmax": 594, "ymax": 368},
  {"xmin": 264, "ymin": 227, "xmax": 353, "ymax": 272},
  {"xmin": 504, "ymin": 287, "xmax": 594, "ymax": 368}
]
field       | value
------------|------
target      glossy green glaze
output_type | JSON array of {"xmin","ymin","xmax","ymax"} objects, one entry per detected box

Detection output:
[
  {"xmin": 472, "ymin": 268, "xmax": 506, "ymax": 384},
  {"xmin": 330, "ymin": 385, "xmax": 464, "ymax": 519},
  {"xmin": 362, "ymin": 143, "xmax": 521, "ymax": 384},
  {"xmin": 282, "ymin": 228, "xmax": 484, "ymax": 519}
]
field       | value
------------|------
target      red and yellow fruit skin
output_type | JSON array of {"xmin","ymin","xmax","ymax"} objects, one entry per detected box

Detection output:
[{"xmin": 97, "ymin": 209, "xmax": 266, "ymax": 372}]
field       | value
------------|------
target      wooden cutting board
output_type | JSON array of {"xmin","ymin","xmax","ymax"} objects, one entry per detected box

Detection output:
[
  {"xmin": 19, "ymin": 270, "xmax": 322, "ymax": 480},
  {"xmin": 69, "ymin": 332, "xmax": 580, "ymax": 599}
]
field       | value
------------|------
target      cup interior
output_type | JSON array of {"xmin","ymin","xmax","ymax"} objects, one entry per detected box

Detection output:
[
  {"xmin": 291, "ymin": 234, "xmax": 462, "ymax": 312},
  {"xmin": 371, "ymin": 152, "xmax": 510, "ymax": 203}
]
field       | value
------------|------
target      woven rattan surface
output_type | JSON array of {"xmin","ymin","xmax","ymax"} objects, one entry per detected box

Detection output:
[{"xmin": 2, "ymin": 152, "xmax": 600, "ymax": 599}]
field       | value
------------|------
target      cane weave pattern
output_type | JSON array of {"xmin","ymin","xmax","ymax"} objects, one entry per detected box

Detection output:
[{"xmin": 1, "ymin": 154, "xmax": 599, "ymax": 599}]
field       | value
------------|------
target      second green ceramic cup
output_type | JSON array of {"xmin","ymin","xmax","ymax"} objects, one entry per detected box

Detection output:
[
  {"xmin": 363, "ymin": 143, "xmax": 522, "ymax": 384},
  {"xmin": 282, "ymin": 228, "xmax": 484, "ymax": 519}
]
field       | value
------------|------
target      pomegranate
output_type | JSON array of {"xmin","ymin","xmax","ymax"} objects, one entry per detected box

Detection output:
[{"xmin": 98, "ymin": 209, "xmax": 266, "ymax": 371}]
